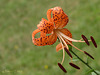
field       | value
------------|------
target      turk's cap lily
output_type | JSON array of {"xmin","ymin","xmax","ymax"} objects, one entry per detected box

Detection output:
[
  {"xmin": 32, "ymin": 6, "xmax": 71, "ymax": 49},
  {"xmin": 32, "ymin": 6, "xmax": 97, "ymax": 73}
]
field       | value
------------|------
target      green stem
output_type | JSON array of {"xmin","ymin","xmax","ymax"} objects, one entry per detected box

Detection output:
[{"xmin": 70, "ymin": 50, "xmax": 99, "ymax": 75}]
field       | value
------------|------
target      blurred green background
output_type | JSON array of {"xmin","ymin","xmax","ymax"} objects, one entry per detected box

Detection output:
[{"xmin": 0, "ymin": 0, "xmax": 100, "ymax": 75}]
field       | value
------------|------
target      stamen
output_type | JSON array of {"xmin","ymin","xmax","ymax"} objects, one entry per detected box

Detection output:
[
  {"xmin": 56, "ymin": 31, "xmax": 73, "ymax": 64},
  {"xmin": 64, "ymin": 47, "xmax": 72, "ymax": 58},
  {"xmin": 56, "ymin": 32, "xmax": 66, "ymax": 64},
  {"xmin": 90, "ymin": 36, "xmax": 97, "ymax": 48},
  {"xmin": 61, "ymin": 45, "xmax": 65, "ymax": 64},
  {"xmin": 84, "ymin": 51, "xmax": 94, "ymax": 59},
  {"xmin": 58, "ymin": 31, "xmax": 88, "ymax": 43},
  {"xmin": 63, "ymin": 37, "xmax": 84, "ymax": 52},
  {"xmin": 58, "ymin": 31, "xmax": 94, "ymax": 60},
  {"xmin": 69, "ymin": 62, "xmax": 80, "ymax": 69},
  {"xmin": 56, "ymin": 31, "xmax": 69, "ymax": 49},
  {"xmin": 60, "ymin": 39, "xmax": 65, "ymax": 64},
  {"xmin": 81, "ymin": 35, "xmax": 90, "ymax": 46},
  {"xmin": 58, "ymin": 63, "xmax": 67, "ymax": 73}
]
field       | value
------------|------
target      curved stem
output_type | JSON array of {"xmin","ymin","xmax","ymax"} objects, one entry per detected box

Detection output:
[{"xmin": 69, "ymin": 46, "xmax": 99, "ymax": 75}]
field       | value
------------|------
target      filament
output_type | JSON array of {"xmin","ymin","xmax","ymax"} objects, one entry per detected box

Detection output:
[
  {"xmin": 56, "ymin": 33, "xmax": 65, "ymax": 64},
  {"xmin": 57, "ymin": 31, "xmax": 84, "ymax": 52},
  {"xmin": 56, "ymin": 31, "xmax": 73, "ymax": 62},
  {"xmin": 58, "ymin": 31, "xmax": 91, "ymax": 43}
]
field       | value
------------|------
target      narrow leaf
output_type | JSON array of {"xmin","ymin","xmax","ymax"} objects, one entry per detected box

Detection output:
[
  {"xmin": 72, "ymin": 58, "xmax": 79, "ymax": 62},
  {"xmin": 85, "ymin": 69, "xmax": 94, "ymax": 75}
]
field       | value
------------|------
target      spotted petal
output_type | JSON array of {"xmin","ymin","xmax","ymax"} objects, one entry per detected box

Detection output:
[
  {"xmin": 32, "ymin": 29, "xmax": 57, "ymax": 46},
  {"xmin": 37, "ymin": 18, "xmax": 54, "ymax": 34},
  {"xmin": 52, "ymin": 7, "xmax": 69, "ymax": 29}
]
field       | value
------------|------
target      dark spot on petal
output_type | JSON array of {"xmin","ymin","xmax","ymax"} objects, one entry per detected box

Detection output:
[{"xmin": 40, "ymin": 37, "xmax": 42, "ymax": 42}]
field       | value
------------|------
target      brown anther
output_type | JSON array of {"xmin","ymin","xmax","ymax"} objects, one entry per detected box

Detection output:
[
  {"xmin": 64, "ymin": 47, "xmax": 72, "ymax": 58},
  {"xmin": 58, "ymin": 63, "xmax": 67, "ymax": 73},
  {"xmin": 81, "ymin": 35, "xmax": 90, "ymax": 46},
  {"xmin": 69, "ymin": 62, "xmax": 80, "ymax": 69},
  {"xmin": 90, "ymin": 36, "xmax": 97, "ymax": 48},
  {"xmin": 84, "ymin": 51, "xmax": 94, "ymax": 59}
]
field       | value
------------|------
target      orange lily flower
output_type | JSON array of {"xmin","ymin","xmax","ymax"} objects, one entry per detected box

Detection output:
[{"xmin": 32, "ymin": 7, "xmax": 97, "ymax": 73}]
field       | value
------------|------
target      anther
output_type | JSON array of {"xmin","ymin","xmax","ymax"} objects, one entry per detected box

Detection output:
[
  {"xmin": 90, "ymin": 36, "xmax": 97, "ymax": 48},
  {"xmin": 64, "ymin": 47, "xmax": 72, "ymax": 58},
  {"xmin": 58, "ymin": 63, "xmax": 67, "ymax": 73},
  {"xmin": 84, "ymin": 51, "xmax": 94, "ymax": 59},
  {"xmin": 81, "ymin": 35, "xmax": 89, "ymax": 46},
  {"xmin": 69, "ymin": 62, "xmax": 80, "ymax": 69}
]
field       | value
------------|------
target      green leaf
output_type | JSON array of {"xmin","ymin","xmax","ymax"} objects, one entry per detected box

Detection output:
[
  {"xmin": 91, "ymin": 72, "xmax": 97, "ymax": 75},
  {"xmin": 85, "ymin": 69, "xmax": 94, "ymax": 75},
  {"xmin": 72, "ymin": 58, "xmax": 79, "ymax": 61},
  {"xmin": 91, "ymin": 70, "xmax": 100, "ymax": 75},
  {"xmin": 86, "ymin": 56, "xmax": 89, "ymax": 64}
]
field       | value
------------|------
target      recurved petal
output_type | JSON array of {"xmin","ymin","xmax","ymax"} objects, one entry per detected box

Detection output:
[
  {"xmin": 59, "ymin": 28, "xmax": 72, "ymax": 43},
  {"xmin": 32, "ymin": 29, "xmax": 57, "ymax": 46},
  {"xmin": 47, "ymin": 9, "xmax": 53, "ymax": 22},
  {"xmin": 40, "ymin": 31, "xmax": 46, "ymax": 37},
  {"xmin": 56, "ymin": 43, "xmax": 62, "ymax": 52},
  {"xmin": 37, "ymin": 18, "xmax": 54, "ymax": 34},
  {"xmin": 52, "ymin": 7, "xmax": 69, "ymax": 29},
  {"xmin": 46, "ymin": 32, "xmax": 57, "ymax": 45}
]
